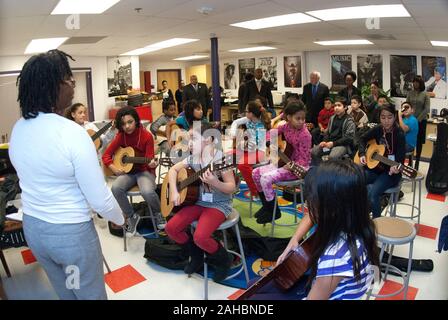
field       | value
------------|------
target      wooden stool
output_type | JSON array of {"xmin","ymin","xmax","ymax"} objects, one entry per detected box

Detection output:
[{"xmin": 367, "ymin": 217, "xmax": 417, "ymax": 300}]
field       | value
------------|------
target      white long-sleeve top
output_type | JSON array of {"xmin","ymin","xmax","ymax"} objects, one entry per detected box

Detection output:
[{"xmin": 9, "ymin": 113, "xmax": 124, "ymax": 225}]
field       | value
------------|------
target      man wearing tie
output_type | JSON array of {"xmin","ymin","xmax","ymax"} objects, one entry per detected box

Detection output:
[
  {"xmin": 242, "ymin": 68, "xmax": 274, "ymax": 114},
  {"xmin": 182, "ymin": 75, "xmax": 210, "ymax": 118},
  {"xmin": 302, "ymin": 71, "xmax": 330, "ymax": 129}
]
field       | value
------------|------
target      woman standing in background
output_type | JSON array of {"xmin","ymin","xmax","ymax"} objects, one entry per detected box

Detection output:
[{"xmin": 406, "ymin": 75, "xmax": 430, "ymax": 170}]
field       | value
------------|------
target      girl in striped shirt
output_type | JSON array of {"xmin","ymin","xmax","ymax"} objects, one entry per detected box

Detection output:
[{"xmin": 304, "ymin": 160, "xmax": 379, "ymax": 300}]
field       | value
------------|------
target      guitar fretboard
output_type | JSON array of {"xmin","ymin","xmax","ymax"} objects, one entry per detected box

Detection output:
[
  {"xmin": 122, "ymin": 156, "xmax": 152, "ymax": 164},
  {"xmin": 91, "ymin": 121, "xmax": 113, "ymax": 141},
  {"xmin": 372, "ymin": 153, "xmax": 402, "ymax": 168},
  {"xmin": 277, "ymin": 149, "xmax": 306, "ymax": 177}
]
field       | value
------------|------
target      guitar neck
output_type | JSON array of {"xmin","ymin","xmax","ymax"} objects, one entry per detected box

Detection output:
[
  {"xmin": 277, "ymin": 149, "xmax": 291, "ymax": 165},
  {"xmin": 91, "ymin": 121, "xmax": 113, "ymax": 141},
  {"xmin": 372, "ymin": 153, "xmax": 401, "ymax": 168},
  {"xmin": 177, "ymin": 165, "xmax": 210, "ymax": 191},
  {"xmin": 122, "ymin": 156, "xmax": 152, "ymax": 164}
]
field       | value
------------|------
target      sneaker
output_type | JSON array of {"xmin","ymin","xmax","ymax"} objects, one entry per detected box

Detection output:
[
  {"xmin": 126, "ymin": 214, "xmax": 140, "ymax": 236},
  {"xmin": 155, "ymin": 213, "xmax": 167, "ymax": 230}
]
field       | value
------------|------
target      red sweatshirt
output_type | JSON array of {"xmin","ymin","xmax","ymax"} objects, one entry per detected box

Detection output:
[
  {"xmin": 318, "ymin": 107, "xmax": 335, "ymax": 129},
  {"xmin": 102, "ymin": 126, "xmax": 155, "ymax": 175}
]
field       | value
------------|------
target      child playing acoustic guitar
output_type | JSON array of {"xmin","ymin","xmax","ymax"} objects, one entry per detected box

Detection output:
[
  {"xmin": 252, "ymin": 100, "xmax": 311, "ymax": 224},
  {"xmin": 102, "ymin": 106, "xmax": 160, "ymax": 236},
  {"xmin": 165, "ymin": 122, "xmax": 236, "ymax": 282}
]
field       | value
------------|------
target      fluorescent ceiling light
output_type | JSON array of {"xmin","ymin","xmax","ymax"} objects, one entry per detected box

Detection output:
[
  {"xmin": 229, "ymin": 46, "xmax": 276, "ymax": 53},
  {"xmin": 306, "ymin": 4, "xmax": 410, "ymax": 21},
  {"xmin": 51, "ymin": 0, "xmax": 120, "ymax": 14},
  {"xmin": 230, "ymin": 13, "xmax": 319, "ymax": 30},
  {"xmin": 121, "ymin": 38, "xmax": 199, "ymax": 56},
  {"xmin": 431, "ymin": 41, "xmax": 448, "ymax": 47},
  {"xmin": 314, "ymin": 39, "xmax": 373, "ymax": 46},
  {"xmin": 24, "ymin": 37, "xmax": 69, "ymax": 54},
  {"xmin": 174, "ymin": 55, "xmax": 209, "ymax": 61}
]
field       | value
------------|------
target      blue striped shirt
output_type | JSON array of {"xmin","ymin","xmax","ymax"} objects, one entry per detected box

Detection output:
[{"xmin": 315, "ymin": 234, "xmax": 374, "ymax": 300}]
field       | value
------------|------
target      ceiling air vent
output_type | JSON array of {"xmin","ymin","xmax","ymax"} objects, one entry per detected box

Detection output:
[{"xmin": 63, "ymin": 36, "xmax": 107, "ymax": 45}]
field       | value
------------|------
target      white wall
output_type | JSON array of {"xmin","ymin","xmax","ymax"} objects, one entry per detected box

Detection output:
[{"xmin": 0, "ymin": 55, "xmax": 140, "ymax": 121}]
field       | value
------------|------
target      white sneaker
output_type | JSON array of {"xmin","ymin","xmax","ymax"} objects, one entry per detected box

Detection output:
[{"xmin": 125, "ymin": 214, "xmax": 140, "ymax": 236}]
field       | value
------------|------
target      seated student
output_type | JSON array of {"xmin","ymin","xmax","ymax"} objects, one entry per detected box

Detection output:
[
  {"xmin": 65, "ymin": 102, "xmax": 116, "ymax": 152},
  {"xmin": 252, "ymin": 101, "xmax": 311, "ymax": 224},
  {"xmin": 255, "ymin": 95, "xmax": 276, "ymax": 119},
  {"xmin": 165, "ymin": 122, "xmax": 236, "ymax": 282},
  {"xmin": 398, "ymin": 101, "xmax": 419, "ymax": 154},
  {"xmin": 358, "ymin": 104, "xmax": 405, "ymax": 218},
  {"xmin": 267, "ymin": 161, "xmax": 378, "ymax": 300},
  {"xmin": 311, "ymin": 97, "xmax": 355, "ymax": 165},
  {"xmin": 102, "ymin": 106, "xmax": 160, "ymax": 235},
  {"xmin": 367, "ymin": 94, "xmax": 388, "ymax": 124},
  {"xmin": 229, "ymin": 101, "xmax": 270, "ymax": 197},
  {"xmin": 347, "ymin": 95, "xmax": 368, "ymax": 129},
  {"xmin": 311, "ymin": 97, "xmax": 334, "ymax": 146},
  {"xmin": 150, "ymin": 99, "xmax": 177, "ymax": 155}
]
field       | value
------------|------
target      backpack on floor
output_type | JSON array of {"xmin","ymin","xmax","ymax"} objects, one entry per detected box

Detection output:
[
  {"xmin": 381, "ymin": 251, "xmax": 434, "ymax": 274},
  {"xmin": 143, "ymin": 237, "xmax": 189, "ymax": 270},
  {"xmin": 426, "ymin": 122, "xmax": 448, "ymax": 194}
]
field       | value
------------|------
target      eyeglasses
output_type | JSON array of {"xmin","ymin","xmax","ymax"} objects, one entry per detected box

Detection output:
[{"xmin": 64, "ymin": 78, "xmax": 76, "ymax": 87}]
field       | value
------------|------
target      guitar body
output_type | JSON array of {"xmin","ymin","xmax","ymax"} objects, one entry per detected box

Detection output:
[
  {"xmin": 113, "ymin": 146, "xmax": 135, "ymax": 173},
  {"xmin": 161, "ymin": 167, "xmax": 201, "ymax": 217},
  {"xmin": 354, "ymin": 139, "xmax": 417, "ymax": 178},
  {"xmin": 237, "ymin": 234, "xmax": 315, "ymax": 300},
  {"xmin": 278, "ymin": 139, "xmax": 293, "ymax": 168},
  {"xmin": 88, "ymin": 121, "xmax": 113, "ymax": 151},
  {"xmin": 354, "ymin": 139, "xmax": 385, "ymax": 169}
]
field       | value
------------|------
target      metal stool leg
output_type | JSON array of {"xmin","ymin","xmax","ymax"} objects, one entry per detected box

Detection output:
[
  {"xmin": 203, "ymin": 253, "xmax": 208, "ymax": 300},
  {"xmin": 234, "ymin": 224, "xmax": 250, "ymax": 284},
  {"xmin": 249, "ymin": 192, "xmax": 253, "ymax": 218},
  {"xmin": 271, "ymin": 194, "xmax": 278, "ymax": 237},
  {"xmin": 404, "ymin": 240, "xmax": 414, "ymax": 300},
  {"xmin": 103, "ymin": 254, "xmax": 112, "ymax": 274},
  {"xmin": 123, "ymin": 226, "xmax": 127, "ymax": 252},
  {"xmin": 383, "ymin": 245, "xmax": 395, "ymax": 281},
  {"xmin": 293, "ymin": 188, "xmax": 298, "ymax": 224},
  {"xmin": 222, "ymin": 230, "xmax": 228, "ymax": 250},
  {"xmin": 147, "ymin": 206, "xmax": 159, "ymax": 238}
]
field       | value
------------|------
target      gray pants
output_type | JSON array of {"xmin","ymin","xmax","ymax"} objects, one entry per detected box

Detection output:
[
  {"xmin": 111, "ymin": 171, "xmax": 160, "ymax": 217},
  {"xmin": 23, "ymin": 214, "xmax": 107, "ymax": 300},
  {"xmin": 311, "ymin": 145, "xmax": 349, "ymax": 165}
]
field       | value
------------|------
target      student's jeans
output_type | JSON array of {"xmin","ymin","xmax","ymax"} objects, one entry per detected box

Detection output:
[
  {"xmin": 23, "ymin": 214, "xmax": 107, "ymax": 300},
  {"xmin": 311, "ymin": 145, "xmax": 349, "ymax": 165},
  {"xmin": 111, "ymin": 171, "xmax": 160, "ymax": 217},
  {"xmin": 364, "ymin": 169, "xmax": 402, "ymax": 218}
]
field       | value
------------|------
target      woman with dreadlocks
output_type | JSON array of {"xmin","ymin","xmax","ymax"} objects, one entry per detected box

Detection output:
[{"xmin": 9, "ymin": 49, "xmax": 124, "ymax": 300}]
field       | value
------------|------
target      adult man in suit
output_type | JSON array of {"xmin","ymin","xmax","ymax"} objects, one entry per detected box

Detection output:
[
  {"xmin": 237, "ymin": 72, "xmax": 254, "ymax": 115},
  {"xmin": 302, "ymin": 71, "xmax": 330, "ymax": 129},
  {"xmin": 182, "ymin": 75, "xmax": 210, "ymax": 118},
  {"xmin": 242, "ymin": 68, "xmax": 274, "ymax": 113}
]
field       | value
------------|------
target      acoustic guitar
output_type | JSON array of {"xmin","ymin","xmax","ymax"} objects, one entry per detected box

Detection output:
[
  {"xmin": 237, "ymin": 234, "xmax": 315, "ymax": 300},
  {"xmin": 106, "ymin": 146, "xmax": 154, "ymax": 174},
  {"xmin": 354, "ymin": 139, "xmax": 417, "ymax": 179},
  {"xmin": 160, "ymin": 155, "xmax": 236, "ymax": 217},
  {"xmin": 87, "ymin": 121, "xmax": 113, "ymax": 150}
]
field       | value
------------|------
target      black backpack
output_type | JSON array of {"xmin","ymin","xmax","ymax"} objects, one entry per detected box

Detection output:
[
  {"xmin": 426, "ymin": 122, "xmax": 448, "ymax": 194},
  {"xmin": 143, "ymin": 237, "xmax": 189, "ymax": 270}
]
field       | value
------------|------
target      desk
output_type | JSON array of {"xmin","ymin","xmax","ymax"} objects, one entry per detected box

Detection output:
[{"xmin": 108, "ymin": 104, "xmax": 153, "ymax": 122}]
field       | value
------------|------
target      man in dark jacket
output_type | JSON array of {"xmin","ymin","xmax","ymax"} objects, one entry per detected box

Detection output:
[
  {"xmin": 302, "ymin": 71, "xmax": 330, "ymax": 129},
  {"xmin": 238, "ymin": 72, "xmax": 254, "ymax": 115},
  {"xmin": 182, "ymin": 75, "xmax": 210, "ymax": 118},
  {"xmin": 242, "ymin": 68, "xmax": 274, "ymax": 111}
]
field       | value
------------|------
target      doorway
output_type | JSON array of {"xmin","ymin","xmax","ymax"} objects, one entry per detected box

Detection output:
[{"xmin": 157, "ymin": 69, "xmax": 181, "ymax": 97}]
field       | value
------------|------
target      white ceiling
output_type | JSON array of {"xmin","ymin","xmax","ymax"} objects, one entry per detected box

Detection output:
[{"xmin": 1, "ymin": 0, "xmax": 448, "ymax": 62}]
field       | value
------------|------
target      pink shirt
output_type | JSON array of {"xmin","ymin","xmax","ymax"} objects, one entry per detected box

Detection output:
[{"xmin": 274, "ymin": 123, "xmax": 312, "ymax": 169}]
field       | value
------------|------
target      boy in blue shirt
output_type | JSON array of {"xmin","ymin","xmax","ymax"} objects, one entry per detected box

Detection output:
[{"xmin": 398, "ymin": 101, "xmax": 419, "ymax": 153}]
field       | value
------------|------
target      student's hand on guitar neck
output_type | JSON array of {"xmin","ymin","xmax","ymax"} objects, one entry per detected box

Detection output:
[
  {"xmin": 148, "ymin": 158, "xmax": 158, "ymax": 169},
  {"xmin": 359, "ymin": 156, "xmax": 367, "ymax": 166},
  {"xmin": 389, "ymin": 165, "xmax": 401, "ymax": 175},
  {"xmin": 200, "ymin": 169, "xmax": 218, "ymax": 187}
]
